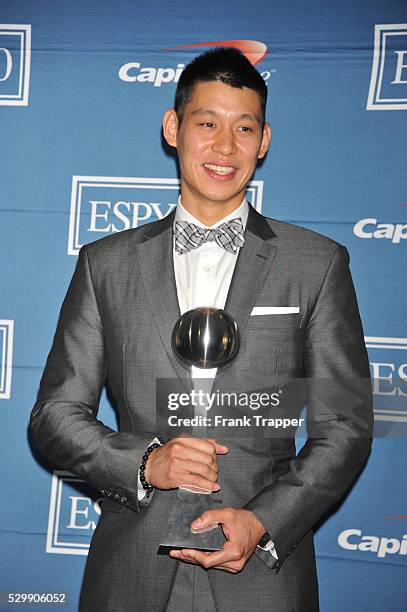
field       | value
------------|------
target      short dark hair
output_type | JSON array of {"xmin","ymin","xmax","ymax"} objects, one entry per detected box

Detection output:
[{"xmin": 174, "ymin": 47, "xmax": 267, "ymax": 124}]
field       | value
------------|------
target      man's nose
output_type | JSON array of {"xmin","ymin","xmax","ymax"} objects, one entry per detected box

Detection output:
[{"xmin": 212, "ymin": 129, "xmax": 237, "ymax": 156}]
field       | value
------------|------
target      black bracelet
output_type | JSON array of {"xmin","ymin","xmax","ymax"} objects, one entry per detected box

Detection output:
[{"xmin": 139, "ymin": 442, "xmax": 162, "ymax": 497}]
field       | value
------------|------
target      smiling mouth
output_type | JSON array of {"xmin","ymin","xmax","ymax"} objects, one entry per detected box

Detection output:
[{"xmin": 204, "ymin": 163, "xmax": 236, "ymax": 176}]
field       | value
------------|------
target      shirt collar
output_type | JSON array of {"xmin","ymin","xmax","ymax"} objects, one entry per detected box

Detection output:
[{"xmin": 174, "ymin": 196, "xmax": 249, "ymax": 229}]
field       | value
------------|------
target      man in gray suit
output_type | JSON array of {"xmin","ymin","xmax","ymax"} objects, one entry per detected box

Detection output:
[{"xmin": 30, "ymin": 48, "xmax": 373, "ymax": 611}]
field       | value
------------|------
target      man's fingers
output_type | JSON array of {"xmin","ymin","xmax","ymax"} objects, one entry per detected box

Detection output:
[
  {"xmin": 170, "ymin": 548, "xmax": 223, "ymax": 567},
  {"xmin": 168, "ymin": 439, "xmax": 220, "ymax": 467},
  {"xmin": 173, "ymin": 436, "xmax": 228, "ymax": 456},
  {"xmin": 168, "ymin": 444, "xmax": 219, "ymax": 470},
  {"xmin": 180, "ymin": 474, "xmax": 220, "ymax": 492},
  {"xmin": 182, "ymin": 459, "xmax": 218, "ymax": 482},
  {"xmin": 206, "ymin": 438, "xmax": 229, "ymax": 454},
  {"xmin": 190, "ymin": 509, "xmax": 230, "ymax": 531},
  {"xmin": 172, "ymin": 543, "xmax": 238, "ymax": 570},
  {"xmin": 169, "ymin": 550, "xmax": 198, "ymax": 565}
]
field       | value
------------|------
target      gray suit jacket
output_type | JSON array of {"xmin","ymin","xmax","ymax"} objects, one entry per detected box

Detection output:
[{"xmin": 30, "ymin": 205, "xmax": 373, "ymax": 611}]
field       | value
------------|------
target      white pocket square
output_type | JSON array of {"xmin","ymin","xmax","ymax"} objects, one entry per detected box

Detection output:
[{"xmin": 250, "ymin": 307, "xmax": 300, "ymax": 315}]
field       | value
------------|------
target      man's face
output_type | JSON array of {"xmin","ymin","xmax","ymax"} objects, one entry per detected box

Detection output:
[{"xmin": 163, "ymin": 80, "xmax": 271, "ymax": 218}]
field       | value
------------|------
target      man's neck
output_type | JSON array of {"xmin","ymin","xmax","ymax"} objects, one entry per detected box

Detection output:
[{"xmin": 180, "ymin": 198, "xmax": 245, "ymax": 226}]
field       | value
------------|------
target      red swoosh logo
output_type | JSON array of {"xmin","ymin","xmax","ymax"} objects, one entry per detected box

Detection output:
[
  {"xmin": 385, "ymin": 515, "xmax": 407, "ymax": 520},
  {"xmin": 167, "ymin": 40, "xmax": 268, "ymax": 66}
]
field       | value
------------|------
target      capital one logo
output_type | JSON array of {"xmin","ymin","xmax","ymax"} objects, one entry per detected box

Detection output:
[
  {"xmin": 46, "ymin": 471, "xmax": 101, "ymax": 555},
  {"xmin": 0, "ymin": 320, "xmax": 14, "ymax": 400},
  {"xmin": 367, "ymin": 23, "xmax": 407, "ymax": 110},
  {"xmin": 338, "ymin": 527, "xmax": 407, "ymax": 559},
  {"xmin": 67, "ymin": 175, "xmax": 263, "ymax": 255},
  {"xmin": 118, "ymin": 39, "xmax": 275, "ymax": 86},
  {"xmin": 0, "ymin": 24, "xmax": 31, "ymax": 106},
  {"xmin": 365, "ymin": 336, "xmax": 407, "ymax": 423},
  {"xmin": 354, "ymin": 218, "xmax": 407, "ymax": 244}
]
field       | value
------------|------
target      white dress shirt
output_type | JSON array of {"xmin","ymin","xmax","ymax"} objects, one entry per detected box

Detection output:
[{"xmin": 173, "ymin": 197, "xmax": 248, "ymax": 316}]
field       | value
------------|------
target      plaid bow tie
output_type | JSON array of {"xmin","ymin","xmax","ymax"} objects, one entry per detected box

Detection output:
[{"xmin": 174, "ymin": 218, "xmax": 245, "ymax": 255}]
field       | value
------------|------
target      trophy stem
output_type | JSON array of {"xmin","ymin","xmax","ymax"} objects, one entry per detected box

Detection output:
[{"xmin": 157, "ymin": 371, "xmax": 226, "ymax": 554}]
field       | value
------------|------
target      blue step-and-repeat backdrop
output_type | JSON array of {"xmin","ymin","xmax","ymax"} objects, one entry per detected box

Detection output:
[{"xmin": 0, "ymin": 1, "xmax": 406, "ymax": 610}]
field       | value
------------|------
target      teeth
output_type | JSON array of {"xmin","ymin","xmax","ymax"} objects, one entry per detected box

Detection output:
[{"xmin": 204, "ymin": 164, "xmax": 235, "ymax": 175}]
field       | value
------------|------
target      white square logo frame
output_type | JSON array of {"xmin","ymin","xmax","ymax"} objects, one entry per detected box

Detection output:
[
  {"xmin": 0, "ymin": 24, "xmax": 31, "ymax": 106},
  {"xmin": 367, "ymin": 23, "xmax": 407, "ymax": 111},
  {"xmin": 0, "ymin": 320, "xmax": 14, "ymax": 400},
  {"xmin": 365, "ymin": 336, "xmax": 407, "ymax": 422}
]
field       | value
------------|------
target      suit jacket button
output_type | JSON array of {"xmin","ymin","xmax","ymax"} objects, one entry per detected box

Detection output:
[
  {"xmin": 100, "ymin": 489, "xmax": 105, "ymax": 495},
  {"xmin": 120, "ymin": 496, "xmax": 127, "ymax": 503}
]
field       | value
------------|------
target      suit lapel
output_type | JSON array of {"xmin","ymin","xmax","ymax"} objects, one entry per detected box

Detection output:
[
  {"xmin": 137, "ymin": 211, "xmax": 192, "ymax": 390},
  {"xmin": 217, "ymin": 205, "xmax": 278, "ymax": 380}
]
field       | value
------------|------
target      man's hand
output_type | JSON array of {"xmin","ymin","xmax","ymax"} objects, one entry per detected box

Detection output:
[
  {"xmin": 144, "ymin": 437, "xmax": 228, "ymax": 492},
  {"xmin": 169, "ymin": 508, "xmax": 266, "ymax": 573}
]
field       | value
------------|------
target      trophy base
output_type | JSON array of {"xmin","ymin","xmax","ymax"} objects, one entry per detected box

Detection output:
[{"xmin": 157, "ymin": 489, "xmax": 225, "ymax": 555}]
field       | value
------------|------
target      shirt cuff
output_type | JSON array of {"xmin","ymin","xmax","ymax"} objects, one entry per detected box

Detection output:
[
  {"xmin": 257, "ymin": 538, "xmax": 278, "ymax": 560},
  {"xmin": 137, "ymin": 437, "xmax": 162, "ymax": 506}
]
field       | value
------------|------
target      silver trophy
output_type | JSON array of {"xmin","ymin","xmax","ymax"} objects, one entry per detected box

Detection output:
[{"xmin": 157, "ymin": 307, "xmax": 239, "ymax": 555}]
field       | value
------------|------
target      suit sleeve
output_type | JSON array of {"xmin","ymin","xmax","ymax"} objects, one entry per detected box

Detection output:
[
  {"xmin": 246, "ymin": 245, "xmax": 374, "ymax": 569},
  {"xmin": 29, "ymin": 246, "xmax": 154, "ymax": 512}
]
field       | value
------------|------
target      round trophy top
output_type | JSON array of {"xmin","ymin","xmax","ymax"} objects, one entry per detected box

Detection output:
[{"xmin": 172, "ymin": 307, "xmax": 239, "ymax": 369}]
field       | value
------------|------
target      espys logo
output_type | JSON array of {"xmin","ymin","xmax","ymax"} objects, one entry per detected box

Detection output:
[
  {"xmin": 118, "ymin": 40, "xmax": 274, "ymax": 87},
  {"xmin": 0, "ymin": 24, "xmax": 31, "ymax": 106},
  {"xmin": 338, "ymin": 520, "xmax": 407, "ymax": 559},
  {"xmin": 365, "ymin": 336, "xmax": 407, "ymax": 423},
  {"xmin": 367, "ymin": 23, "xmax": 407, "ymax": 111},
  {"xmin": 46, "ymin": 471, "xmax": 101, "ymax": 555},
  {"xmin": 353, "ymin": 217, "xmax": 407, "ymax": 244},
  {"xmin": 0, "ymin": 320, "xmax": 14, "ymax": 400},
  {"xmin": 67, "ymin": 175, "xmax": 263, "ymax": 255}
]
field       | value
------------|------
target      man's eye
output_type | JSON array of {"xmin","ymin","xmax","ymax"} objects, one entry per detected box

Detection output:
[
  {"xmin": 200, "ymin": 122, "xmax": 215, "ymax": 128},
  {"xmin": 238, "ymin": 126, "xmax": 253, "ymax": 133}
]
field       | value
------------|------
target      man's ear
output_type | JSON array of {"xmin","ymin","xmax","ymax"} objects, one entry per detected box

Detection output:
[
  {"xmin": 163, "ymin": 109, "xmax": 178, "ymax": 148},
  {"xmin": 258, "ymin": 122, "xmax": 271, "ymax": 159}
]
